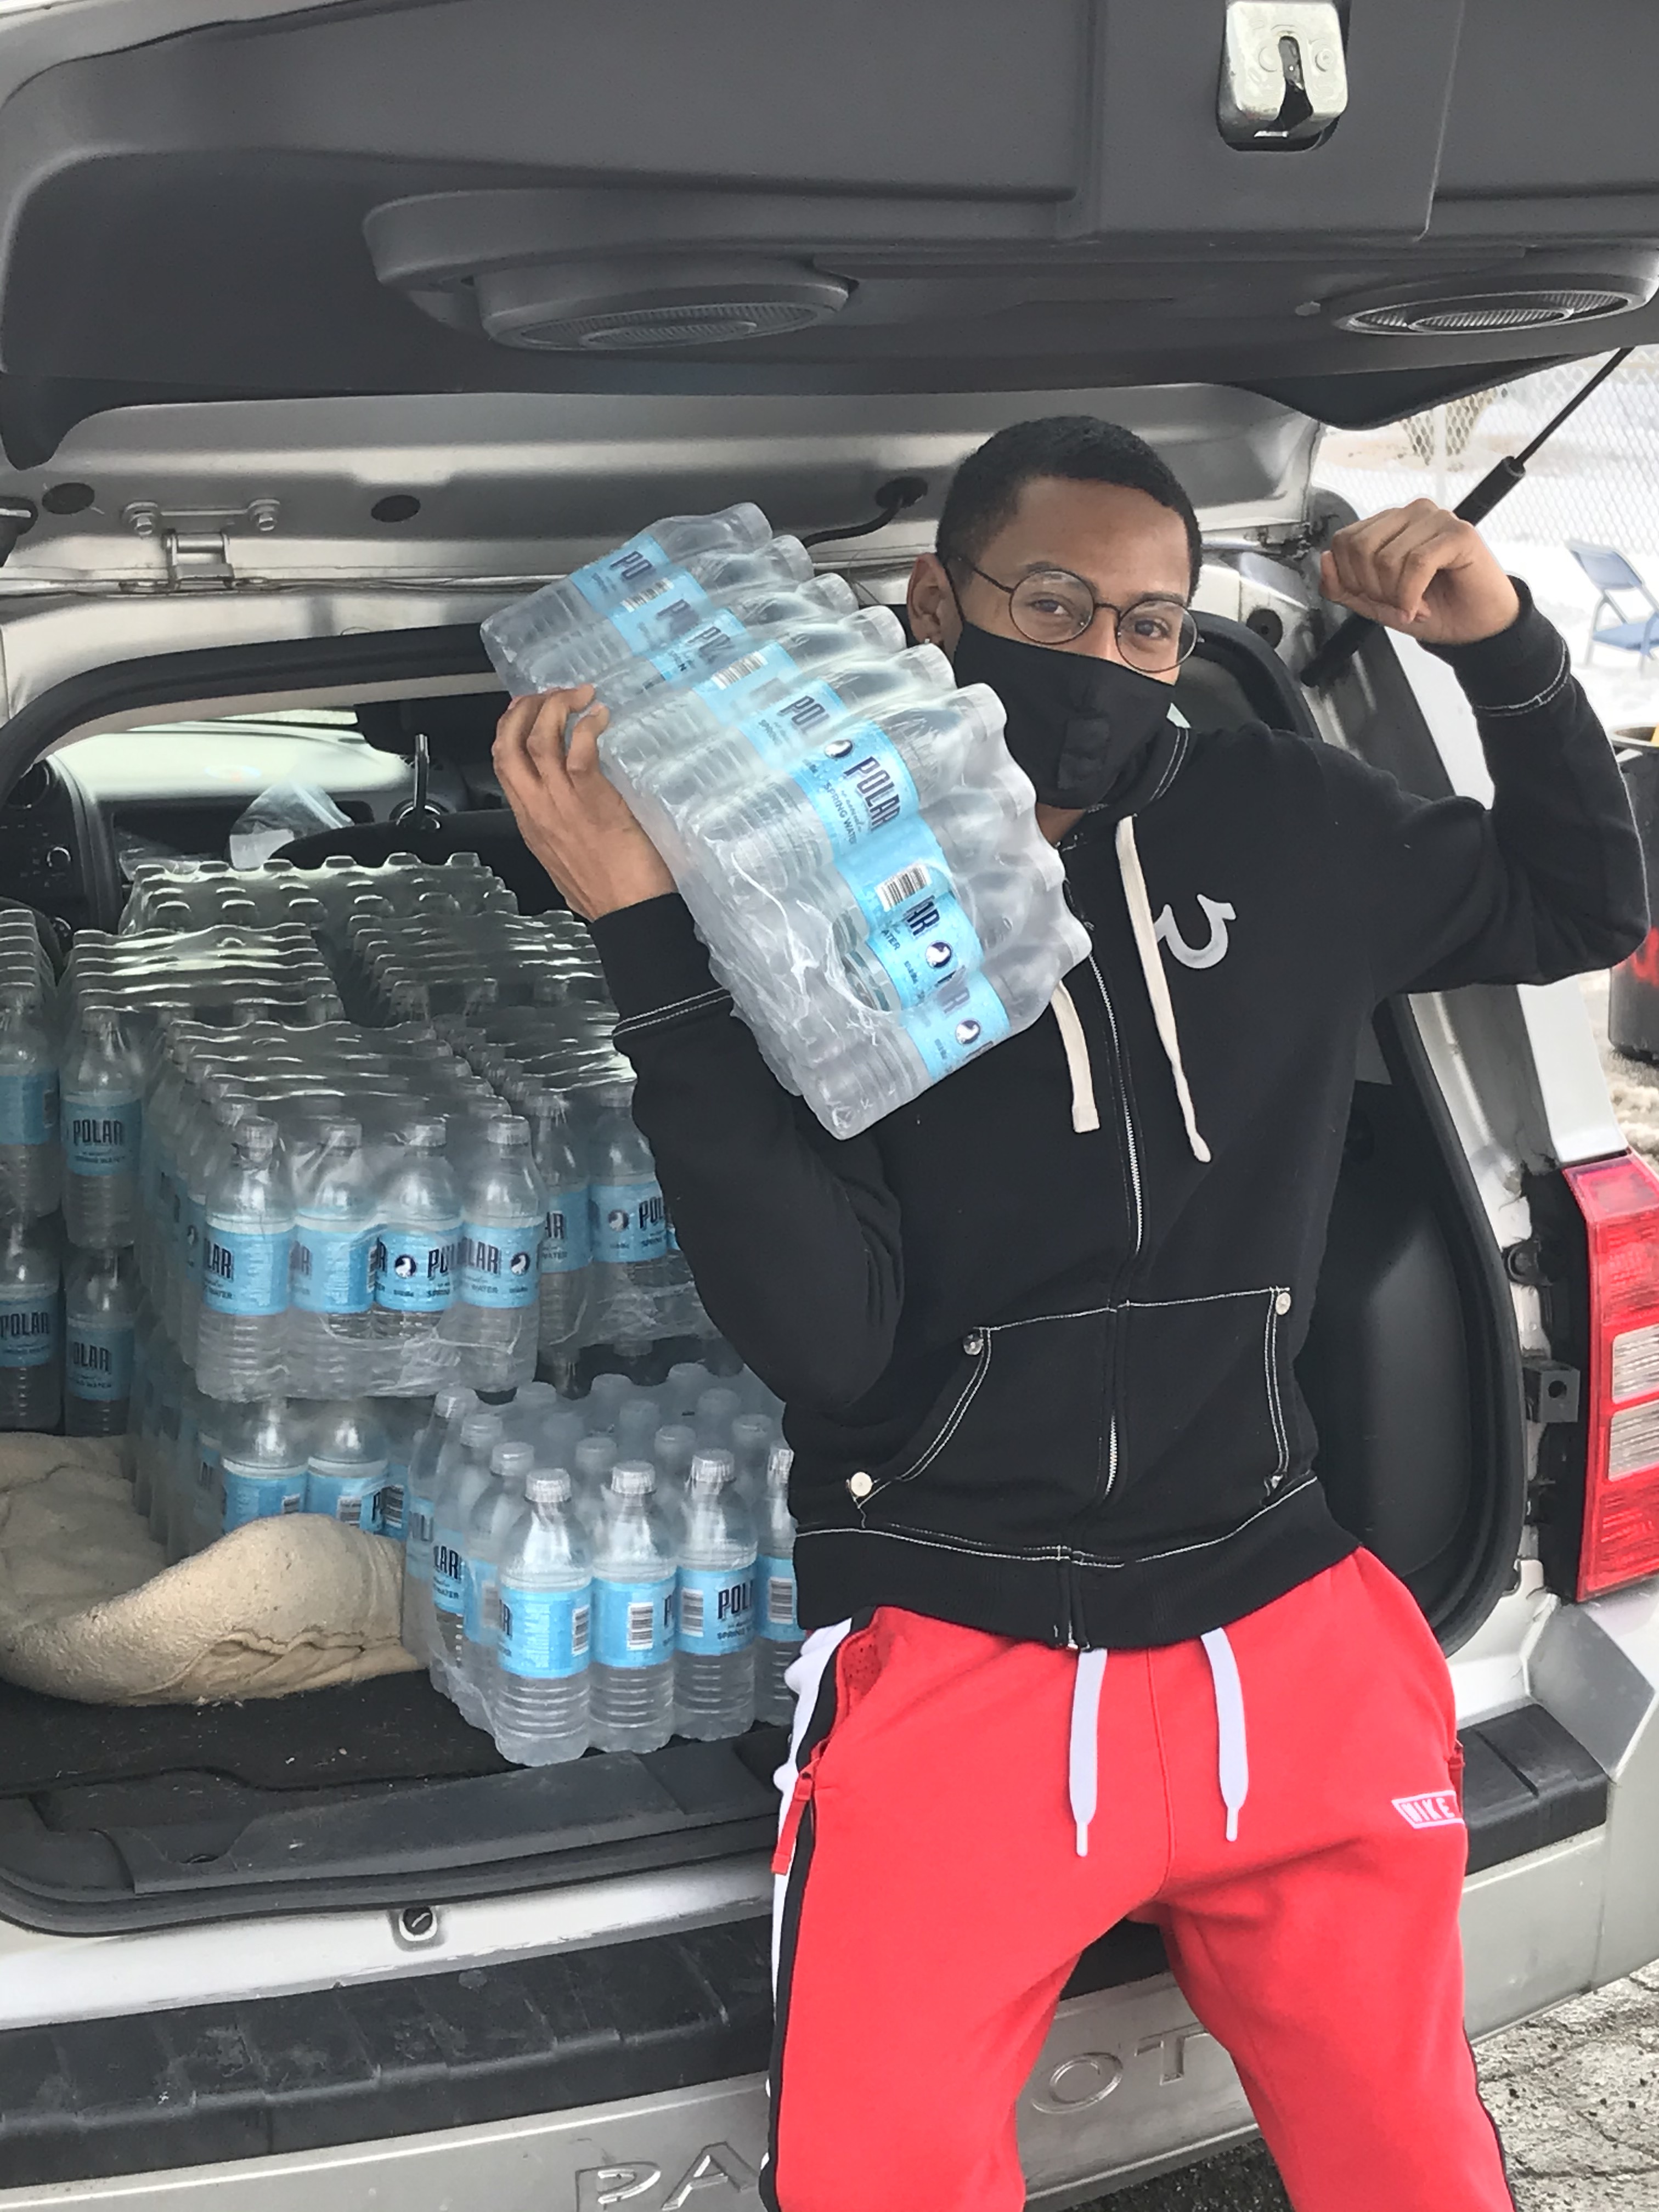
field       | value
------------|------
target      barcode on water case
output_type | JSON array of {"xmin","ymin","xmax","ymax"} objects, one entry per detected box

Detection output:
[
  {"xmin": 768, "ymin": 1577, "xmax": 795, "ymax": 1628},
  {"xmin": 339, "ymin": 1500, "xmax": 363, "ymax": 1528},
  {"xmin": 708, "ymin": 651, "xmax": 769, "ymax": 688},
  {"xmin": 572, "ymin": 1603, "xmax": 591, "ymax": 1657},
  {"xmin": 679, "ymin": 1588, "xmax": 705, "ymax": 1638},
  {"xmin": 872, "ymin": 863, "xmax": 932, "ymax": 912},
  {"xmin": 281, "ymin": 1495, "xmax": 303, "ymax": 1514},
  {"xmin": 627, "ymin": 1600, "xmax": 657, "ymax": 1651},
  {"xmin": 381, "ymin": 1486, "xmax": 404, "ymax": 1526}
]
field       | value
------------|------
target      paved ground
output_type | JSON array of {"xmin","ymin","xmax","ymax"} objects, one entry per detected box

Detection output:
[{"xmin": 1079, "ymin": 1964, "xmax": 1659, "ymax": 2209}]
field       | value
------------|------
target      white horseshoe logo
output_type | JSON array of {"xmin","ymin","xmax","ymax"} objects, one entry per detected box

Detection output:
[{"xmin": 1154, "ymin": 895, "xmax": 1236, "ymax": 971}]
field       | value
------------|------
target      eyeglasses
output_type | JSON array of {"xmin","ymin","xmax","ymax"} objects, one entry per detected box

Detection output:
[{"xmin": 952, "ymin": 557, "xmax": 1197, "ymax": 672}]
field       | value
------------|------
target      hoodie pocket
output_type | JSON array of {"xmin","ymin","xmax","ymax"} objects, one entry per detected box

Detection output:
[
  {"xmin": 860, "ymin": 1302, "xmax": 1115, "ymax": 1539},
  {"xmin": 1108, "ymin": 1286, "xmax": 1293, "ymax": 1542}
]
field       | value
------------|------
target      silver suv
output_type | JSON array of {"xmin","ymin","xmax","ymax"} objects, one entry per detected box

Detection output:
[{"xmin": 0, "ymin": 5, "xmax": 1657, "ymax": 2207}]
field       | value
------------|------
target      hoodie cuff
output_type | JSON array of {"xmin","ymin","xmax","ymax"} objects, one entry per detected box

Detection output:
[
  {"xmin": 587, "ymin": 892, "xmax": 730, "ymax": 1029},
  {"xmin": 1423, "ymin": 579, "xmax": 1572, "ymax": 716}
]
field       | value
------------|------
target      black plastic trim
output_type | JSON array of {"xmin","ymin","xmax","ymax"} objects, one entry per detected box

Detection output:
[
  {"xmin": 0, "ymin": 1700, "xmax": 1606, "ymax": 2187},
  {"xmin": 1373, "ymin": 997, "xmax": 1531, "ymax": 1653},
  {"xmin": 0, "ymin": 625, "xmax": 497, "ymax": 804}
]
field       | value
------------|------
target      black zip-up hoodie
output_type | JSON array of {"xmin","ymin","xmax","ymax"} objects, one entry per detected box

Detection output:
[{"xmin": 590, "ymin": 590, "xmax": 1646, "ymax": 1649}]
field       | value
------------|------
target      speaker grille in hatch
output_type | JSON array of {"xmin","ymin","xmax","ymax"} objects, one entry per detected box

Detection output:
[{"xmin": 1341, "ymin": 288, "xmax": 1632, "ymax": 336}]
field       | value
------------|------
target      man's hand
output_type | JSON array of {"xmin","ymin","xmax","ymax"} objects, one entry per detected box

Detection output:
[
  {"xmin": 493, "ymin": 686, "xmax": 675, "ymax": 921},
  {"xmin": 1321, "ymin": 500, "xmax": 1521, "ymax": 646}
]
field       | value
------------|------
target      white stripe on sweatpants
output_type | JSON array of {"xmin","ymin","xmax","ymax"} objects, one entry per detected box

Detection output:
[{"xmin": 771, "ymin": 1618, "xmax": 852, "ymax": 1989}]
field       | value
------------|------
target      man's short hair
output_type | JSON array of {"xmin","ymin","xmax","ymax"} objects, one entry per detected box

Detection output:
[{"xmin": 937, "ymin": 415, "xmax": 1202, "ymax": 595}]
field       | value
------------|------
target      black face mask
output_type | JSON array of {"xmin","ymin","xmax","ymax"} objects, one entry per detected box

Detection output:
[{"xmin": 950, "ymin": 619, "xmax": 1176, "ymax": 810}]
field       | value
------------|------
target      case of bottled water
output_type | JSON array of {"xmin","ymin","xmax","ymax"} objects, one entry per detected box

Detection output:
[{"xmin": 483, "ymin": 505, "xmax": 1092, "ymax": 1138}]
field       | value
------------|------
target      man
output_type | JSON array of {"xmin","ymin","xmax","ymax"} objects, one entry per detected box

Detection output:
[{"xmin": 494, "ymin": 416, "xmax": 1646, "ymax": 2212}]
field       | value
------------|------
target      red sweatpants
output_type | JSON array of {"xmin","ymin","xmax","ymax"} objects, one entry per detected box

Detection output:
[{"xmin": 764, "ymin": 1549, "xmax": 1514, "ymax": 2212}]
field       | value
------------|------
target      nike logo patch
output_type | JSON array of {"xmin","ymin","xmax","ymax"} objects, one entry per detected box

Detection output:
[{"xmin": 1393, "ymin": 1791, "xmax": 1463, "ymax": 1830}]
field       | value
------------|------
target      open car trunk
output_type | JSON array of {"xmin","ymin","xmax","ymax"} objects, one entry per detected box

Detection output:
[{"xmin": 0, "ymin": 604, "xmax": 1527, "ymax": 1936}]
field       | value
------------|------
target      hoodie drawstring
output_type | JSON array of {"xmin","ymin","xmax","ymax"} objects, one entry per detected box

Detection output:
[
  {"xmin": 1049, "ymin": 981, "xmax": 1101, "ymax": 1133},
  {"xmin": 1114, "ymin": 815, "xmax": 1210, "ymax": 1165},
  {"xmin": 1068, "ymin": 1628, "xmax": 1249, "ymax": 1854},
  {"xmin": 1201, "ymin": 1627, "xmax": 1250, "ymax": 1843}
]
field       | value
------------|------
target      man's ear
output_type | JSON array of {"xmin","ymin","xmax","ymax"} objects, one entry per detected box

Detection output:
[{"xmin": 908, "ymin": 552, "xmax": 960, "ymax": 651}]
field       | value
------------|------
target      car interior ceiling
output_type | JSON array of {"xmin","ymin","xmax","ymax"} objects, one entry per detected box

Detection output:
[{"xmin": 0, "ymin": 616, "xmax": 1519, "ymax": 1924}]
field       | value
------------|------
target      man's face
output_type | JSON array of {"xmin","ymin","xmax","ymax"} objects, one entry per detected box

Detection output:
[{"xmin": 907, "ymin": 474, "xmax": 1192, "ymax": 687}]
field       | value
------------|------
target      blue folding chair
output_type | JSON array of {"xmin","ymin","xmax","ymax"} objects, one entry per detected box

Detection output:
[{"xmin": 1568, "ymin": 541, "xmax": 1659, "ymax": 668}]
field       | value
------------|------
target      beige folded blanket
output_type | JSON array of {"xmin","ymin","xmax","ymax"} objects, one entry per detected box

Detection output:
[{"xmin": 0, "ymin": 1433, "xmax": 418, "ymax": 1703}]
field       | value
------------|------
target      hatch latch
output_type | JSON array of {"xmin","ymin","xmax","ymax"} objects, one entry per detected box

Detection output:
[{"xmin": 1218, "ymin": 3, "xmax": 1347, "ymax": 150}]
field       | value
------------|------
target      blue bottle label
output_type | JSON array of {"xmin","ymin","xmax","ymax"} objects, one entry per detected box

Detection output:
[
  {"xmin": 459, "ymin": 1222, "xmax": 541, "ymax": 1310},
  {"xmin": 0, "ymin": 1291, "xmax": 57, "ymax": 1368},
  {"xmin": 404, "ymin": 1488, "xmax": 437, "ymax": 1578},
  {"xmin": 66, "ymin": 1320, "xmax": 133, "ymax": 1403},
  {"xmin": 692, "ymin": 639, "xmax": 801, "ymax": 723},
  {"xmin": 541, "ymin": 1192, "xmax": 591, "ymax": 1275},
  {"xmin": 379, "ymin": 1460, "xmax": 408, "ymax": 1542},
  {"xmin": 590, "ymin": 1182, "xmax": 667, "ymax": 1267},
  {"xmin": 901, "ymin": 970, "xmax": 1014, "ymax": 1081},
  {"xmin": 733, "ymin": 678, "xmax": 847, "ymax": 761},
  {"xmin": 291, "ymin": 1223, "xmax": 374, "ymax": 1315},
  {"xmin": 840, "ymin": 824, "xmax": 951, "ymax": 931},
  {"xmin": 431, "ymin": 1528, "xmax": 468, "ymax": 1617},
  {"xmin": 63, "ymin": 1094, "xmax": 141, "ymax": 1177},
  {"xmin": 592, "ymin": 1575, "xmax": 675, "ymax": 1668},
  {"xmin": 758, "ymin": 1554, "xmax": 799, "ymax": 1641},
  {"xmin": 499, "ymin": 1581, "xmax": 592, "ymax": 1679},
  {"xmin": 569, "ymin": 530, "xmax": 673, "ymax": 614},
  {"xmin": 221, "ymin": 1458, "xmax": 308, "ymax": 1531},
  {"xmin": 859, "ymin": 881, "xmax": 986, "ymax": 1008},
  {"xmin": 0, "ymin": 1070, "xmax": 57, "ymax": 1147},
  {"xmin": 202, "ymin": 1223, "xmax": 291, "ymax": 1317},
  {"xmin": 461, "ymin": 1556, "xmax": 495, "ymax": 1646},
  {"xmin": 374, "ymin": 1226, "xmax": 456, "ymax": 1313},
  {"xmin": 647, "ymin": 606, "xmax": 751, "ymax": 684},
  {"xmin": 307, "ymin": 1459, "xmax": 387, "ymax": 1531},
  {"xmin": 786, "ymin": 722, "xmax": 921, "ymax": 859},
  {"xmin": 675, "ymin": 1561, "xmax": 756, "ymax": 1655}
]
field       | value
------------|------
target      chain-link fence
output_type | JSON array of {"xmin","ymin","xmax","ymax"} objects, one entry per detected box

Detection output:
[{"xmin": 1314, "ymin": 347, "xmax": 1659, "ymax": 549}]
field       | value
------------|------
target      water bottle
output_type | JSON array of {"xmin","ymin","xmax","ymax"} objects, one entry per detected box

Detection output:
[
  {"xmin": 306, "ymin": 1398, "xmax": 391, "ymax": 1532},
  {"xmin": 651, "ymin": 1420, "xmax": 697, "ymax": 1533},
  {"xmin": 730, "ymin": 1412, "xmax": 777, "ymax": 1506},
  {"xmin": 0, "ymin": 1218, "xmax": 60, "ymax": 1430},
  {"xmin": 613, "ymin": 645, "xmax": 956, "ymax": 820},
  {"xmin": 460, "ymin": 1437, "xmax": 533, "ymax": 1730},
  {"xmin": 494, "ymin": 1466, "xmax": 592, "ymax": 1765},
  {"xmin": 430, "ymin": 1408, "xmax": 504, "ymax": 1693},
  {"xmin": 673, "ymin": 1449, "xmax": 757, "ymax": 1741},
  {"xmin": 524, "ymin": 1088, "xmax": 589, "ymax": 1372},
  {"xmin": 0, "ymin": 988, "xmax": 59, "ymax": 1221},
  {"xmin": 65, "ymin": 1245, "xmax": 136, "ymax": 1437},
  {"xmin": 189, "ymin": 1395, "xmax": 227, "ymax": 1554},
  {"xmin": 572, "ymin": 1431, "xmax": 617, "ymax": 1536},
  {"xmin": 197, "ymin": 1117, "xmax": 291, "ymax": 1403},
  {"xmin": 662, "ymin": 1361, "xmax": 712, "ymax": 1421},
  {"xmin": 373, "ymin": 1116, "xmax": 459, "ymax": 1379},
  {"xmin": 481, "ymin": 505, "xmax": 791, "ymax": 689},
  {"xmin": 755, "ymin": 1444, "xmax": 801, "ymax": 1725},
  {"xmin": 695, "ymin": 1386, "xmax": 741, "ymax": 1449},
  {"xmin": 583, "ymin": 1370, "xmax": 633, "ymax": 1434},
  {"xmin": 289, "ymin": 1119, "xmax": 378, "ymax": 1398},
  {"xmin": 61, "ymin": 1006, "xmax": 144, "ymax": 1249},
  {"xmin": 588, "ymin": 1084, "xmax": 667, "ymax": 1346},
  {"xmin": 456, "ymin": 1119, "xmax": 543, "ymax": 1392},
  {"xmin": 400, "ymin": 1384, "xmax": 476, "ymax": 1664},
  {"xmin": 590, "ymin": 573, "xmax": 861, "ymax": 712},
  {"xmin": 220, "ymin": 1396, "xmax": 309, "ymax": 1531},
  {"xmin": 601, "ymin": 605, "xmax": 906, "ymax": 773},
  {"xmin": 589, "ymin": 1460, "xmax": 677, "ymax": 1753}
]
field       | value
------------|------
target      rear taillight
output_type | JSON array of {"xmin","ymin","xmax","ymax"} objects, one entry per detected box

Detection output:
[{"xmin": 1563, "ymin": 1150, "xmax": 1659, "ymax": 1599}]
